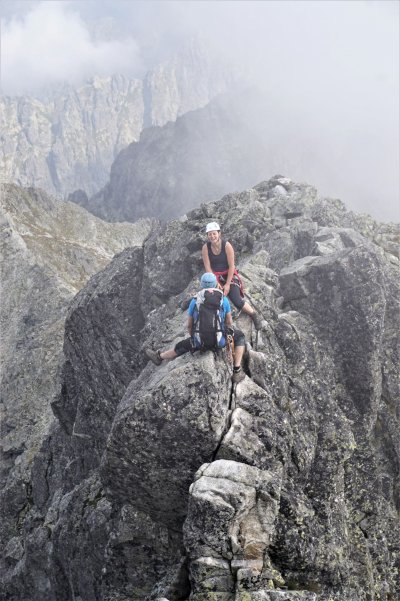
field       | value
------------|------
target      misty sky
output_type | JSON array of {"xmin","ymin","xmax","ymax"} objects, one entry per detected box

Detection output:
[{"xmin": 1, "ymin": 0, "xmax": 399, "ymax": 221}]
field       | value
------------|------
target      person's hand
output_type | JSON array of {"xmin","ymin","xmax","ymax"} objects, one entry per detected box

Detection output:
[{"xmin": 223, "ymin": 283, "xmax": 230, "ymax": 296}]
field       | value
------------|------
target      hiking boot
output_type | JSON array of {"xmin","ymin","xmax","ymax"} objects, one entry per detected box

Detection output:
[
  {"xmin": 231, "ymin": 368, "xmax": 245, "ymax": 383},
  {"xmin": 251, "ymin": 312, "xmax": 263, "ymax": 330},
  {"xmin": 145, "ymin": 348, "xmax": 162, "ymax": 366}
]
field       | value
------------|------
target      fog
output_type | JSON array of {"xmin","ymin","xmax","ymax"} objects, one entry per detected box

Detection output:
[{"xmin": 1, "ymin": 0, "xmax": 399, "ymax": 221}]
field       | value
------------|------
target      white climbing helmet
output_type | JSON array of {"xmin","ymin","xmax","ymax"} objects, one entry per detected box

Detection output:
[{"xmin": 206, "ymin": 222, "xmax": 220, "ymax": 233}]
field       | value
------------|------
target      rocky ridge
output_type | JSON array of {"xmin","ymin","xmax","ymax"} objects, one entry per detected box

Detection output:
[
  {"xmin": 1, "ymin": 41, "xmax": 236, "ymax": 199},
  {"xmin": 1, "ymin": 176, "xmax": 399, "ymax": 601},
  {"xmin": 0, "ymin": 184, "xmax": 153, "ymax": 560}
]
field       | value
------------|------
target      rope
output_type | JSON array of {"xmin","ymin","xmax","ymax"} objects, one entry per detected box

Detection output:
[
  {"xmin": 223, "ymin": 333, "xmax": 235, "ymax": 372},
  {"xmin": 227, "ymin": 334, "xmax": 234, "ymax": 365}
]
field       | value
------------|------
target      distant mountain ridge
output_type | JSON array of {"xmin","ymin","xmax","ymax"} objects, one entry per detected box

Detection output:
[
  {"xmin": 0, "ymin": 40, "xmax": 237, "ymax": 199},
  {"xmin": 75, "ymin": 85, "xmax": 400, "ymax": 225},
  {"xmin": 80, "ymin": 91, "xmax": 281, "ymax": 222}
]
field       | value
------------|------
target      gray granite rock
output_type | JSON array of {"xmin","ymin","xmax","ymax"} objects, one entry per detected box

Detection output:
[
  {"xmin": 184, "ymin": 459, "xmax": 283, "ymax": 599},
  {"xmin": 102, "ymin": 352, "xmax": 232, "ymax": 527},
  {"xmin": 2, "ymin": 177, "xmax": 399, "ymax": 601},
  {"xmin": 0, "ymin": 184, "xmax": 152, "ymax": 587}
]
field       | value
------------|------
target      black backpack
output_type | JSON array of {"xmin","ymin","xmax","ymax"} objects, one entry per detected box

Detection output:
[{"xmin": 192, "ymin": 289, "xmax": 226, "ymax": 351}]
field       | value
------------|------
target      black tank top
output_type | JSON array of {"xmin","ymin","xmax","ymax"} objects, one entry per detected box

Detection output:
[{"xmin": 207, "ymin": 240, "xmax": 229, "ymax": 272}]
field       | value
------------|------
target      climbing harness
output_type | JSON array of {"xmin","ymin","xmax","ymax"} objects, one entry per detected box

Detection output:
[{"xmin": 214, "ymin": 268, "xmax": 245, "ymax": 298}]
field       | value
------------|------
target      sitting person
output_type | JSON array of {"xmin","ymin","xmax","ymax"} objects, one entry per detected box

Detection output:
[
  {"xmin": 201, "ymin": 222, "xmax": 262, "ymax": 330},
  {"xmin": 145, "ymin": 272, "xmax": 246, "ymax": 383}
]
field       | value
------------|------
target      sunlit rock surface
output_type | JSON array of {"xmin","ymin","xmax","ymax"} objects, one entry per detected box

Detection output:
[{"xmin": 1, "ymin": 177, "xmax": 399, "ymax": 601}]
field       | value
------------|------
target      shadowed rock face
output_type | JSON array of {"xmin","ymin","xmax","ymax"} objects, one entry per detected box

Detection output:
[
  {"xmin": 83, "ymin": 92, "xmax": 281, "ymax": 223},
  {"xmin": 2, "ymin": 177, "xmax": 399, "ymax": 601},
  {"xmin": 0, "ymin": 184, "xmax": 153, "ymax": 577}
]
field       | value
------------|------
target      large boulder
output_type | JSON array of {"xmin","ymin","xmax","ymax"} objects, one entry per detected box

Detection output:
[
  {"xmin": 102, "ymin": 352, "xmax": 232, "ymax": 527},
  {"xmin": 184, "ymin": 459, "xmax": 284, "ymax": 600}
]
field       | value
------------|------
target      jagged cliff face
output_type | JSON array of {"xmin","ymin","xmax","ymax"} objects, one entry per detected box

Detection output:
[
  {"xmin": 0, "ymin": 184, "xmax": 153, "ymax": 566},
  {"xmin": 2, "ymin": 178, "xmax": 399, "ymax": 601},
  {"xmin": 82, "ymin": 92, "xmax": 282, "ymax": 223},
  {"xmin": 0, "ymin": 43, "xmax": 236, "ymax": 199}
]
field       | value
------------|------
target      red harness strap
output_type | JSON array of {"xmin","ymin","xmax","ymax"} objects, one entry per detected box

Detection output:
[{"xmin": 213, "ymin": 268, "xmax": 244, "ymax": 298}]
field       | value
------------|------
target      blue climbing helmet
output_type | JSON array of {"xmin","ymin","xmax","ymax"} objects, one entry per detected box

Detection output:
[{"xmin": 200, "ymin": 272, "xmax": 217, "ymax": 289}]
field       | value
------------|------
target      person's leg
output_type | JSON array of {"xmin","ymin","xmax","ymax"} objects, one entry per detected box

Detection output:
[
  {"xmin": 227, "ymin": 284, "xmax": 245, "ymax": 311},
  {"xmin": 231, "ymin": 328, "xmax": 246, "ymax": 382},
  {"xmin": 232, "ymin": 328, "xmax": 245, "ymax": 366},
  {"xmin": 233, "ymin": 344, "xmax": 245, "ymax": 368},
  {"xmin": 145, "ymin": 338, "xmax": 192, "ymax": 365},
  {"xmin": 228, "ymin": 285, "xmax": 263, "ymax": 330},
  {"xmin": 241, "ymin": 301, "xmax": 255, "ymax": 316},
  {"xmin": 159, "ymin": 349, "xmax": 178, "ymax": 360}
]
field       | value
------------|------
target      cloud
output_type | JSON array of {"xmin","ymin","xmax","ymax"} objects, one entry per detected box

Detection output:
[
  {"xmin": 1, "ymin": 1, "xmax": 142, "ymax": 95},
  {"xmin": 1, "ymin": 0, "xmax": 398, "ymax": 220},
  {"xmin": 155, "ymin": 0, "xmax": 398, "ymax": 220}
]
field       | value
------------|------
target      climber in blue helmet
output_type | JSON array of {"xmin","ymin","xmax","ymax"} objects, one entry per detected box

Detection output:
[{"xmin": 144, "ymin": 273, "xmax": 246, "ymax": 383}]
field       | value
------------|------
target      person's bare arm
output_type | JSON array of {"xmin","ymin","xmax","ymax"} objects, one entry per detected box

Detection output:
[
  {"xmin": 187, "ymin": 315, "xmax": 194, "ymax": 335},
  {"xmin": 225, "ymin": 312, "xmax": 233, "ymax": 328},
  {"xmin": 224, "ymin": 242, "xmax": 235, "ymax": 295},
  {"xmin": 202, "ymin": 244, "xmax": 212, "ymax": 272}
]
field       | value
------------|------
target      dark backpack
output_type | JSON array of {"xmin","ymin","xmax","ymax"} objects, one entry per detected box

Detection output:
[{"xmin": 192, "ymin": 289, "xmax": 226, "ymax": 351}]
